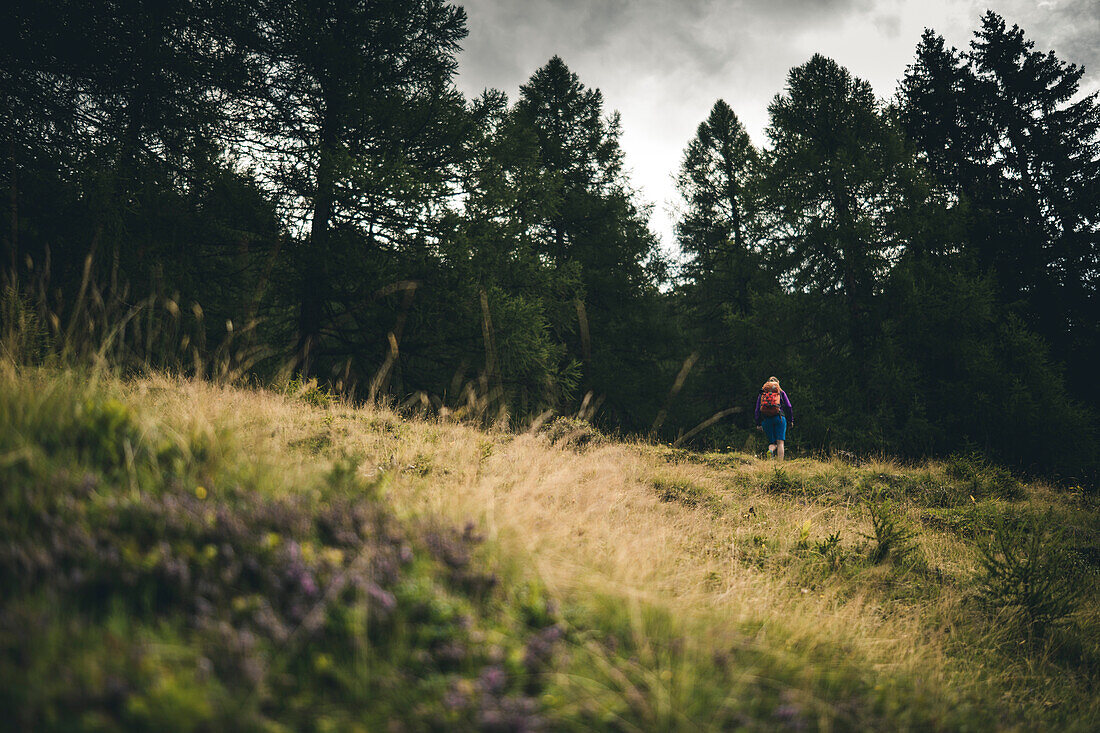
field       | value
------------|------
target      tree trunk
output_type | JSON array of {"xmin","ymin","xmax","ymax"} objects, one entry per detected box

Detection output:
[
  {"xmin": 298, "ymin": 108, "xmax": 338, "ymax": 376},
  {"xmin": 6, "ymin": 141, "xmax": 17, "ymax": 287}
]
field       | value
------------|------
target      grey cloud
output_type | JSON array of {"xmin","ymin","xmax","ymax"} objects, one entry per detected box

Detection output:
[
  {"xmin": 456, "ymin": 0, "xmax": 877, "ymax": 96},
  {"xmin": 931, "ymin": 1, "xmax": 1099, "ymax": 87},
  {"xmin": 1017, "ymin": 0, "xmax": 1100, "ymax": 82},
  {"xmin": 872, "ymin": 13, "xmax": 902, "ymax": 38},
  {"xmin": 453, "ymin": 0, "xmax": 1098, "ymax": 251}
]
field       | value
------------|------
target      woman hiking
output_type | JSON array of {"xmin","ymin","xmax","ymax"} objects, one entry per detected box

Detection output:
[{"xmin": 754, "ymin": 377, "xmax": 793, "ymax": 461}]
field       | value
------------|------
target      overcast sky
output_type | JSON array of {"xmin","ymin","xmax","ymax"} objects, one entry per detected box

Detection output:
[{"xmin": 452, "ymin": 0, "xmax": 1100, "ymax": 258}]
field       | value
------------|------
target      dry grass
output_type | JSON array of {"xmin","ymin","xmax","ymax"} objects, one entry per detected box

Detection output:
[{"xmin": 116, "ymin": 372, "xmax": 1099, "ymax": 727}]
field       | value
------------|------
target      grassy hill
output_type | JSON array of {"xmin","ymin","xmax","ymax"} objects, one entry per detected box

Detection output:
[{"xmin": 2, "ymin": 366, "xmax": 1097, "ymax": 730}]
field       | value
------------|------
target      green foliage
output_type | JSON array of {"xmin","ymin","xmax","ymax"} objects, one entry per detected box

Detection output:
[
  {"xmin": 75, "ymin": 398, "xmax": 141, "ymax": 471},
  {"xmin": 920, "ymin": 502, "xmax": 1003, "ymax": 538},
  {"xmin": 762, "ymin": 52, "xmax": 908, "ymax": 355},
  {"xmin": 976, "ymin": 511, "xmax": 1083, "ymax": 635},
  {"xmin": 898, "ymin": 12, "xmax": 1100, "ymax": 444},
  {"xmin": 652, "ymin": 476, "xmax": 716, "ymax": 511},
  {"xmin": 945, "ymin": 453, "xmax": 1022, "ymax": 501},
  {"xmin": 0, "ymin": 288, "xmax": 50, "ymax": 364},
  {"xmin": 542, "ymin": 416, "xmax": 604, "ymax": 451},
  {"xmin": 0, "ymin": 374, "xmax": 564, "ymax": 731},
  {"xmin": 764, "ymin": 466, "xmax": 800, "ymax": 495},
  {"xmin": 288, "ymin": 431, "xmax": 333, "ymax": 455},
  {"xmin": 283, "ymin": 376, "xmax": 335, "ymax": 409},
  {"xmin": 865, "ymin": 497, "xmax": 916, "ymax": 565},
  {"xmin": 815, "ymin": 530, "xmax": 843, "ymax": 556},
  {"xmin": 793, "ymin": 519, "xmax": 813, "ymax": 552}
]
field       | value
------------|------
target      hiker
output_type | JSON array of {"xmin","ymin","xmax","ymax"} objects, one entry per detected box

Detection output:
[{"xmin": 754, "ymin": 376, "xmax": 793, "ymax": 461}]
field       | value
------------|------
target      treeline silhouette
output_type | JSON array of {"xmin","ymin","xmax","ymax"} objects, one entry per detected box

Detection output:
[{"xmin": 2, "ymin": 3, "xmax": 1096, "ymax": 480}]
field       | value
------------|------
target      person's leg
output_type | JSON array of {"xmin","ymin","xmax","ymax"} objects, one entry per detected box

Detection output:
[
  {"xmin": 763, "ymin": 417, "xmax": 778, "ymax": 457},
  {"xmin": 774, "ymin": 416, "xmax": 787, "ymax": 461}
]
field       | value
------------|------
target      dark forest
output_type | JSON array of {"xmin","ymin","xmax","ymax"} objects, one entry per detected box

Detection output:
[{"xmin": 3, "ymin": 2, "xmax": 1097, "ymax": 481}]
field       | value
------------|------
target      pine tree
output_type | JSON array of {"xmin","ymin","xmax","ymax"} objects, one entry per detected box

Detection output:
[
  {"xmin": 762, "ymin": 54, "xmax": 908, "ymax": 351},
  {"xmin": 676, "ymin": 100, "xmax": 765, "ymax": 312},
  {"xmin": 251, "ymin": 0, "xmax": 469, "ymax": 374},
  {"xmin": 513, "ymin": 56, "xmax": 668, "ymax": 427}
]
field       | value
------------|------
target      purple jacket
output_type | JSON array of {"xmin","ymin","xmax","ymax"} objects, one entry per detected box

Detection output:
[{"xmin": 754, "ymin": 389, "xmax": 793, "ymax": 426}]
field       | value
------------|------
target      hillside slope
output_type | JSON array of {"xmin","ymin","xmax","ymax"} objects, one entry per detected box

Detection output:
[{"xmin": 3, "ymin": 368, "xmax": 1098, "ymax": 730}]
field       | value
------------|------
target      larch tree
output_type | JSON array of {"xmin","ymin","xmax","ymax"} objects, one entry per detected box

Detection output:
[
  {"xmin": 676, "ymin": 99, "xmax": 767, "ymax": 315},
  {"xmin": 513, "ymin": 56, "xmax": 668, "ymax": 428},
  {"xmin": 251, "ymin": 0, "xmax": 469, "ymax": 375},
  {"xmin": 899, "ymin": 12, "xmax": 1100, "ymax": 406},
  {"xmin": 763, "ymin": 54, "xmax": 909, "ymax": 353}
]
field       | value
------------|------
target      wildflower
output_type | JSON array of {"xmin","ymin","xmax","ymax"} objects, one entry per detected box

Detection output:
[
  {"xmin": 479, "ymin": 665, "xmax": 507, "ymax": 694},
  {"xmin": 195, "ymin": 485, "xmax": 207, "ymax": 500}
]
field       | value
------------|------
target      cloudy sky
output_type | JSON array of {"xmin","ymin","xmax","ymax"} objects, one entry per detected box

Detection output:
[{"xmin": 452, "ymin": 0, "xmax": 1100, "ymax": 257}]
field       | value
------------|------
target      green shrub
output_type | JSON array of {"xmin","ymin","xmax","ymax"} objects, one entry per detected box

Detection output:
[
  {"xmin": 945, "ymin": 452, "xmax": 1023, "ymax": 501},
  {"xmin": 976, "ymin": 510, "xmax": 1083, "ymax": 635},
  {"xmin": 653, "ymin": 477, "xmax": 715, "ymax": 510},
  {"xmin": 542, "ymin": 416, "xmax": 603, "ymax": 451},
  {"xmin": 76, "ymin": 398, "xmax": 143, "ymax": 471},
  {"xmin": 898, "ymin": 470, "xmax": 959, "ymax": 507},
  {"xmin": 283, "ymin": 376, "xmax": 334, "ymax": 408},
  {"xmin": 764, "ymin": 467, "xmax": 800, "ymax": 495},
  {"xmin": 864, "ymin": 497, "xmax": 915, "ymax": 565},
  {"xmin": 919, "ymin": 502, "xmax": 1002, "ymax": 538}
]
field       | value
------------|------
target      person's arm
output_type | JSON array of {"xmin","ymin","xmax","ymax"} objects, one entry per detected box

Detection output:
[
  {"xmin": 753, "ymin": 393, "xmax": 761, "ymax": 425},
  {"xmin": 781, "ymin": 391, "xmax": 793, "ymax": 425}
]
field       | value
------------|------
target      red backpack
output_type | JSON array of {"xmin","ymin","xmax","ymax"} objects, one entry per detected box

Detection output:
[{"xmin": 760, "ymin": 385, "xmax": 781, "ymax": 417}]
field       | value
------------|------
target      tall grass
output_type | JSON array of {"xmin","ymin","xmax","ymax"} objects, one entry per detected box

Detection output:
[
  {"xmin": 2, "ymin": 258, "xmax": 268, "ymax": 383},
  {"xmin": 2, "ymin": 275, "xmax": 1098, "ymax": 728}
]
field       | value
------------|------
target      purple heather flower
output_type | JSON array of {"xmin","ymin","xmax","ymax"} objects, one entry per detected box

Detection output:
[
  {"xmin": 479, "ymin": 665, "xmax": 507, "ymax": 695},
  {"xmin": 366, "ymin": 584, "xmax": 397, "ymax": 614}
]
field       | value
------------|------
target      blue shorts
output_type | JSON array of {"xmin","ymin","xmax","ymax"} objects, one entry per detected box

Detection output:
[{"xmin": 762, "ymin": 415, "xmax": 787, "ymax": 443}]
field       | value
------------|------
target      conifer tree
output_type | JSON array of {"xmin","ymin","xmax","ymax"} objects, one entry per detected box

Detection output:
[
  {"xmin": 762, "ymin": 54, "xmax": 908, "ymax": 351},
  {"xmin": 673, "ymin": 100, "xmax": 772, "ymax": 420},
  {"xmin": 251, "ymin": 0, "xmax": 469, "ymax": 374},
  {"xmin": 967, "ymin": 12, "xmax": 1099, "ymax": 384},
  {"xmin": 899, "ymin": 12, "xmax": 1100, "ymax": 406},
  {"xmin": 676, "ymin": 99, "xmax": 765, "ymax": 313},
  {"xmin": 513, "ymin": 56, "xmax": 667, "ymax": 427}
]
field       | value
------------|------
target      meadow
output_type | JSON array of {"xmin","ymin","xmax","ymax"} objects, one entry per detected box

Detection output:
[{"xmin": 3, "ymin": 365, "xmax": 1097, "ymax": 730}]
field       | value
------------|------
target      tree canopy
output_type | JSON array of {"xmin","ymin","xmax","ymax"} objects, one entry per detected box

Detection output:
[{"xmin": 2, "ymin": 5, "xmax": 1096, "ymax": 480}]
